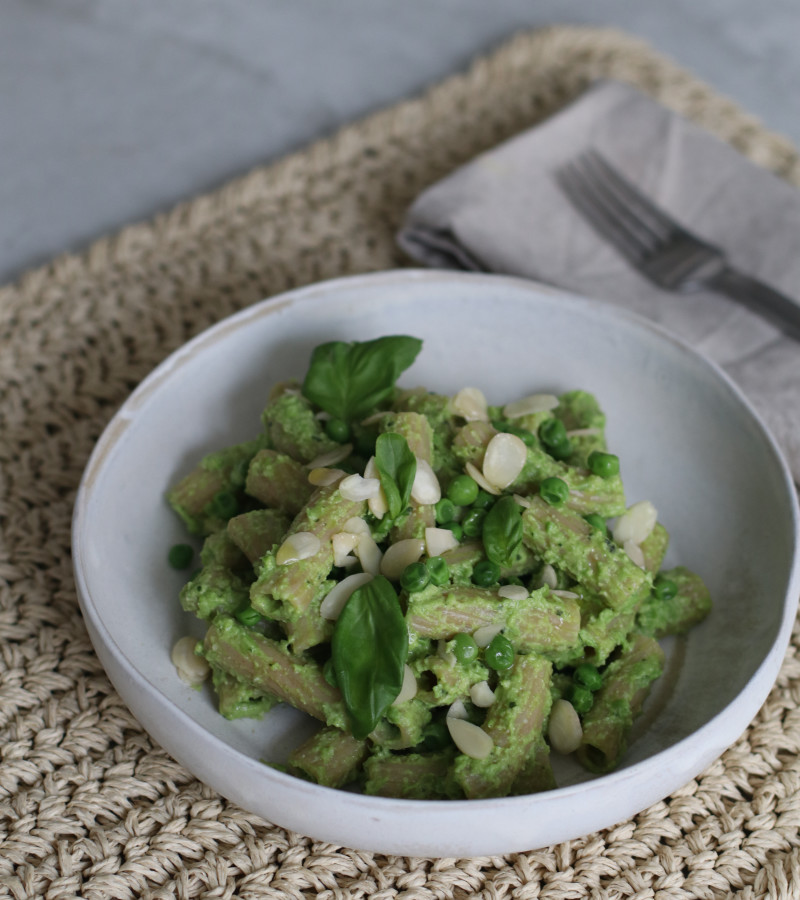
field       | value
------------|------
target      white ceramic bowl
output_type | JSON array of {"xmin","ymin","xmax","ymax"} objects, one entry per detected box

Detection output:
[{"xmin": 73, "ymin": 270, "xmax": 799, "ymax": 856}]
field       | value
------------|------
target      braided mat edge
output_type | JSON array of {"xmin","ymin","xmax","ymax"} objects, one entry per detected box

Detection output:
[{"xmin": 2, "ymin": 25, "xmax": 800, "ymax": 900}]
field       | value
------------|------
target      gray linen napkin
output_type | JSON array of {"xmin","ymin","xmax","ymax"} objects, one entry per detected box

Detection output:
[{"xmin": 398, "ymin": 80, "xmax": 800, "ymax": 483}]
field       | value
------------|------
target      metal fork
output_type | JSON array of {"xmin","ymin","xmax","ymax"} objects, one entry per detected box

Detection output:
[{"xmin": 558, "ymin": 150, "xmax": 800, "ymax": 341}]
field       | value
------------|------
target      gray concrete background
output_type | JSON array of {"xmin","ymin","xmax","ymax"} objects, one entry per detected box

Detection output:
[{"xmin": 4, "ymin": 0, "xmax": 800, "ymax": 284}]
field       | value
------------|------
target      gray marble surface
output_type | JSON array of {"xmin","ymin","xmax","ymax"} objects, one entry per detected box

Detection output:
[{"xmin": 4, "ymin": 0, "xmax": 800, "ymax": 284}]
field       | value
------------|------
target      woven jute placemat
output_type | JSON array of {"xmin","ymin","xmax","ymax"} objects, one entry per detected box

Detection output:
[{"xmin": 2, "ymin": 25, "xmax": 800, "ymax": 899}]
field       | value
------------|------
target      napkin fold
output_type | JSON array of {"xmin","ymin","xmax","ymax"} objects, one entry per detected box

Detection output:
[{"xmin": 398, "ymin": 80, "xmax": 800, "ymax": 483}]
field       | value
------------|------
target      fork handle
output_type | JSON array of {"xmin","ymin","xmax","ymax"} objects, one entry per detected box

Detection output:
[{"xmin": 709, "ymin": 267, "xmax": 800, "ymax": 342}]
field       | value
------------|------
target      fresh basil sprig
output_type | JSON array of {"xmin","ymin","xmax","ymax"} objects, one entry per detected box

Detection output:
[
  {"xmin": 301, "ymin": 335, "xmax": 422, "ymax": 422},
  {"xmin": 481, "ymin": 494, "xmax": 524, "ymax": 567},
  {"xmin": 375, "ymin": 432, "xmax": 416, "ymax": 520},
  {"xmin": 331, "ymin": 575, "xmax": 408, "ymax": 740}
]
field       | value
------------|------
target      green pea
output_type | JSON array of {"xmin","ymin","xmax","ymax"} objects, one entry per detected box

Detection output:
[
  {"xmin": 540, "ymin": 476, "xmax": 569, "ymax": 507},
  {"xmin": 583, "ymin": 513, "xmax": 607, "ymax": 536},
  {"xmin": 568, "ymin": 684, "xmax": 594, "ymax": 715},
  {"xmin": 235, "ymin": 605, "xmax": 261, "ymax": 627},
  {"xmin": 471, "ymin": 490, "xmax": 496, "ymax": 510},
  {"xmin": 472, "ymin": 559, "xmax": 500, "ymax": 587},
  {"xmin": 653, "ymin": 576, "xmax": 679, "ymax": 602},
  {"xmin": 573, "ymin": 663, "xmax": 603, "ymax": 692},
  {"xmin": 207, "ymin": 490, "xmax": 239, "ymax": 520},
  {"xmin": 452, "ymin": 633, "xmax": 479, "ymax": 664},
  {"xmin": 425, "ymin": 556, "xmax": 450, "ymax": 586},
  {"xmin": 588, "ymin": 450, "xmax": 620, "ymax": 478},
  {"xmin": 443, "ymin": 521, "xmax": 463, "ymax": 541},
  {"xmin": 538, "ymin": 419, "xmax": 572, "ymax": 460},
  {"xmin": 435, "ymin": 497, "xmax": 457, "ymax": 524},
  {"xmin": 461, "ymin": 508, "xmax": 486, "ymax": 537},
  {"xmin": 485, "ymin": 633, "xmax": 514, "ymax": 670},
  {"xmin": 400, "ymin": 561, "xmax": 430, "ymax": 593},
  {"xmin": 325, "ymin": 417, "xmax": 351, "ymax": 443},
  {"xmin": 447, "ymin": 474, "xmax": 480, "ymax": 506},
  {"xmin": 168, "ymin": 543, "xmax": 194, "ymax": 569}
]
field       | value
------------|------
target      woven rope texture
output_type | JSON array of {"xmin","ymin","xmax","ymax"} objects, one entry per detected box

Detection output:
[{"xmin": 1, "ymin": 25, "xmax": 800, "ymax": 900}]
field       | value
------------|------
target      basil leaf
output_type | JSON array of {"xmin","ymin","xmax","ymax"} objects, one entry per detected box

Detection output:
[
  {"xmin": 481, "ymin": 495, "xmax": 524, "ymax": 567},
  {"xmin": 301, "ymin": 336, "xmax": 422, "ymax": 421},
  {"xmin": 332, "ymin": 575, "xmax": 408, "ymax": 740},
  {"xmin": 375, "ymin": 432, "xmax": 417, "ymax": 520}
]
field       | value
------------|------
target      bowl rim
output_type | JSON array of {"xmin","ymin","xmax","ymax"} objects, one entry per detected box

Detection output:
[{"xmin": 71, "ymin": 268, "xmax": 800, "ymax": 849}]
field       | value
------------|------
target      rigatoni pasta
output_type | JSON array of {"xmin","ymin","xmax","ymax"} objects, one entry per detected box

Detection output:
[{"xmin": 165, "ymin": 335, "xmax": 711, "ymax": 798}]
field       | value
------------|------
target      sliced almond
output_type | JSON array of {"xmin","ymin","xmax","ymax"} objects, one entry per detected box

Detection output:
[
  {"xmin": 319, "ymin": 572, "xmax": 373, "ymax": 620},
  {"xmin": 482, "ymin": 432, "xmax": 527, "ymax": 490},
  {"xmin": 305, "ymin": 443, "xmax": 353, "ymax": 469},
  {"xmin": 502, "ymin": 393, "xmax": 559, "ymax": 419},
  {"xmin": 473, "ymin": 623, "xmax": 504, "ymax": 648},
  {"xmin": 452, "ymin": 387, "xmax": 489, "ymax": 422},
  {"xmin": 469, "ymin": 680, "xmax": 496, "ymax": 708},
  {"xmin": 446, "ymin": 699, "xmax": 469, "ymax": 720},
  {"xmin": 380, "ymin": 538, "xmax": 426, "ymax": 580},
  {"xmin": 464, "ymin": 461, "xmax": 500, "ymax": 496},
  {"xmin": 343, "ymin": 516, "xmax": 370, "ymax": 536},
  {"xmin": 613, "ymin": 500, "xmax": 658, "ymax": 545},
  {"xmin": 538, "ymin": 564, "xmax": 558, "ymax": 589},
  {"xmin": 548, "ymin": 698, "xmax": 583, "ymax": 755},
  {"xmin": 425, "ymin": 527, "xmax": 459, "ymax": 557},
  {"xmin": 364, "ymin": 456, "xmax": 389, "ymax": 519},
  {"xmin": 308, "ymin": 467, "xmax": 347, "ymax": 487},
  {"xmin": 171, "ymin": 636, "xmax": 210, "ymax": 687},
  {"xmin": 355, "ymin": 532, "xmax": 383, "ymax": 576},
  {"xmin": 497, "ymin": 584, "xmax": 528, "ymax": 601},
  {"xmin": 551, "ymin": 588, "xmax": 580, "ymax": 600},
  {"xmin": 392, "ymin": 664, "xmax": 417, "ymax": 706},
  {"xmin": 513, "ymin": 493, "xmax": 531, "ymax": 508},
  {"xmin": 276, "ymin": 531, "xmax": 321, "ymax": 565},
  {"xmin": 410, "ymin": 458, "xmax": 441, "ymax": 505},
  {"xmin": 623, "ymin": 539, "xmax": 646, "ymax": 570},
  {"xmin": 339, "ymin": 473, "xmax": 381, "ymax": 501},
  {"xmin": 447, "ymin": 717, "xmax": 494, "ymax": 759},
  {"xmin": 332, "ymin": 531, "xmax": 360, "ymax": 567}
]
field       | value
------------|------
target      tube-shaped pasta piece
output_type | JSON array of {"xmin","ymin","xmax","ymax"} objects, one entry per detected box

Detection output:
[
  {"xmin": 636, "ymin": 566, "xmax": 711, "ymax": 638},
  {"xmin": 392, "ymin": 389, "xmax": 459, "ymax": 480},
  {"xmin": 412, "ymin": 653, "xmax": 487, "ymax": 707},
  {"xmin": 576, "ymin": 634, "xmax": 665, "ymax": 773},
  {"xmin": 282, "ymin": 586, "xmax": 334, "ymax": 653},
  {"xmin": 227, "ymin": 508, "xmax": 291, "ymax": 565},
  {"xmin": 201, "ymin": 530, "xmax": 249, "ymax": 571},
  {"xmin": 380, "ymin": 412, "xmax": 436, "ymax": 540},
  {"xmin": 245, "ymin": 449, "xmax": 315, "ymax": 516},
  {"xmin": 180, "ymin": 565, "xmax": 250, "ymax": 621},
  {"xmin": 250, "ymin": 485, "xmax": 366, "ymax": 620},
  {"xmin": 364, "ymin": 749, "xmax": 459, "ymax": 799},
  {"xmin": 554, "ymin": 390, "xmax": 607, "ymax": 467},
  {"xmin": 203, "ymin": 615, "xmax": 347, "ymax": 729},
  {"xmin": 167, "ymin": 437, "xmax": 264, "ymax": 535},
  {"xmin": 522, "ymin": 496, "xmax": 651, "ymax": 611},
  {"xmin": 211, "ymin": 668, "xmax": 279, "ymax": 720},
  {"xmin": 261, "ymin": 391, "xmax": 339, "ymax": 463},
  {"xmin": 372, "ymin": 698, "xmax": 432, "ymax": 750},
  {"xmin": 288, "ymin": 726, "xmax": 368, "ymax": 788},
  {"xmin": 640, "ymin": 522, "xmax": 670, "ymax": 576},
  {"xmin": 510, "ymin": 737, "xmax": 557, "ymax": 795},
  {"xmin": 406, "ymin": 584, "xmax": 581, "ymax": 656},
  {"xmin": 454, "ymin": 654, "xmax": 553, "ymax": 798},
  {"xmin": 512, "ymin": 448, "xmax": 626, "ymax": 518}
]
